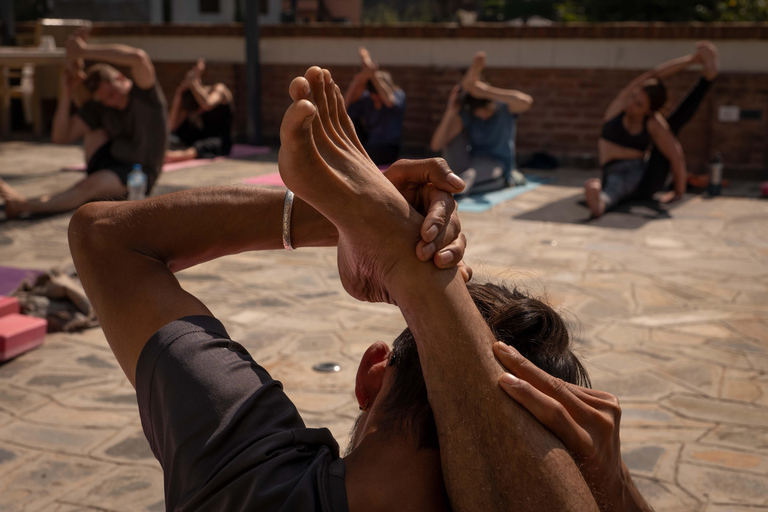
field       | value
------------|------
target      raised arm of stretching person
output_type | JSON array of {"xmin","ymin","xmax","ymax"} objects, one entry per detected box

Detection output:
[
  {"xmin": 461, "ymin": 51, "xmax": 533, "ymax": 114},
  {"xmin": 65, "ymin": 35, "xmax": 155, "ymax": 90},
  {"xmin": 278, "ymin": 66, "xmax": 598, "ymax": 511}
]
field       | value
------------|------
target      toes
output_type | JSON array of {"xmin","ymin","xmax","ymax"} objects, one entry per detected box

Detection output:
[
  {"xmin": 334, "ymin": 85, "xmax": 368, "ymax": 155},
  {"xmin": 280, "ymin": 98, "xmax": 317, "ymax": 149},
  {"xmin": 289, "ymin": 76, "xmax": 311, "ymax": 102}
]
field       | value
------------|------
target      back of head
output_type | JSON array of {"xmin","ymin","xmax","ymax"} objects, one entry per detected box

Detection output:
[
  {"xmin": 642, "ymin": 78, "xmax": 668, "ymax": 112},
  {"xmin": 376, "ymin": 282, "xmax": 590, "ymax": 449},
  {"xmin": 83, "ymin": 63, "xmax": 120, "ymax": 93}
]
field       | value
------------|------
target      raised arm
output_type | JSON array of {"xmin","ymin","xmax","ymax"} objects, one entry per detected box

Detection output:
[
  {"xmin": 167, "ymin": 85, "xmax": 187, "ymax": 132},
  {"xmin": 358, "ymin": 47, "xmax": 397, "ymax": 108},
  {"xmin": 648, "ymin": 114, "xmax": 687, "ymax": 202},
  {"xmin": 69, "ymin": 165, "xmax": 467, "ymax": 386},
  {"xmin": 51, "ymin": 71, "xmax": 88, "ymax": 144},
  {"xmin": 279, "ymin": 66, "xmax": 598, "ymax": 512},
  {"xmin": 429, "ymin": 85, "xmax": 464, "ymax": 152},
  {"xmin": 344, "ymin": 71, "xmax": 368, "ymax": 107},
  {"xmin": 65, "ymin": 36, "xmax": 155, "ymax": 89},
  {"xmin": 188, "ymin": 80, "xmax": 232, "ymax": 112},
  {"xmin": 604, "ymin": 50, "xmax": 701, "ymax": 120},
  {"xmin": 462, "ymin": 52, "xmax": 533, "ymax": 114}
]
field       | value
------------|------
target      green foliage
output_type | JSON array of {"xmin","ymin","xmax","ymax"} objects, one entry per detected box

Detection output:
[{"xmin": 556, "ymin": 0, "xmax": 768, "ymax": 21}]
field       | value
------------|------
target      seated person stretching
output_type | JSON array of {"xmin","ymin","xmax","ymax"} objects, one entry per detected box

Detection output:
[
  {"xmin": 345, "ymin": 47, "xmax": 406, "ymax": 166},
  {"xmin": 430, "ymin": 51, "xmax": 533, "ymax": 195},
  {"xmin": 166, "ymin": 58, "xmax": 234, "ymax": 163},
  {"xmin": 69, "ymin": 66, "xmax": 652, "ymax": 511},
  {"xmin": 585, "ymin": 41, "xmax": 719, "ymax": 217},
  {"xmin": 0, "ymin": 32, "xmax": 167, "ymax": 219}
]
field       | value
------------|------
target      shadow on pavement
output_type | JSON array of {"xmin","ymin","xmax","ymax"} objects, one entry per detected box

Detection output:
[{"xmin": 514, "ymin": 192, "xmax": 693, "ymax": 230}]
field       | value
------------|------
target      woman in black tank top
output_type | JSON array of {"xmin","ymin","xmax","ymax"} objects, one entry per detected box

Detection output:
[
  {"xmin": 584, "ymin": 42, "xmax": 719, "ymax": 218},
  {"xmin": 166, "ymin": 59, "xmax": 234, "ymax": 163}
]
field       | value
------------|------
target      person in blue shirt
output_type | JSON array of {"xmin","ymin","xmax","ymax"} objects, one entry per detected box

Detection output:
[
  {"xmin": 431, "ymin": 52, "xmax": 533, "ymax": 195},
  {"xmin": 345, "ymin": 47, "xmax": 406, "ymax": 166}
]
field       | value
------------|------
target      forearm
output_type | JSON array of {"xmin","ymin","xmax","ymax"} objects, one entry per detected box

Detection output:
[
  {"xmin": 370, "ymin": 71, "xmax": 396, "ymax": 107},
  {"xmin": 52, "ymin": 90, "xmax": 74, "ymax": 144},
  {"xmin": 651, "ymin": 54, "xmax": 697, "ymax": 80},
  {"xmin": 430, "ymin": 111, "xmax": 458, "ymax": 151},
  {"xmin": 469, "ymin": 81, "xmax": 533, "ymax": 111},
  {"xmin": 188, "ymin": 80, "xmax": 213, "ymax": 111},
  {"xmin": 671, "ymin": 158, "xmax": 687, "ymax": 195},
  {"xmin": 168, "ymin": 96, "xmax": 183, "ymax": 132},
  {"xmin": 344, "ymin": 77, "xmax": 365, "ymax": 106},
  {"xmin": 391, "ymin": 269, "xmax": 598, "ymax": 511},
  {"xmin": 79, "ymin": 43, "xmax": 146, "ymax": 67}
]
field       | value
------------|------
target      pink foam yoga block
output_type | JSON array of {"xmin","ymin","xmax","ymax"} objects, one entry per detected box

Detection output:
[
  {"xmin": 0, "ymin": 314, "xmax": 47, "ymax": 362},
  {"xmin": 0, "ymin": 296, "xmax": 20, "ymax": 317}
]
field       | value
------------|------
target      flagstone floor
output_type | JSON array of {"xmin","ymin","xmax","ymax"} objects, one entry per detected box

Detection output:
[{"xmin": 1, "ymin": 141, "xmax": 767, "ymax": 511}]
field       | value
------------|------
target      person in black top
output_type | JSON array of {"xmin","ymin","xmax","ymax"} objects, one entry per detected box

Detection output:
[
  {"xmin": 69, "ymin": 66, "xmax": 653, "ymax": 512},
  {"xmin": 165, "ymin": 59, "xmax": 234, "ymax": 163},
  {"xmin": 0, "ymin": 30, "xmax": 167, "ymax": 219},
  {"xmin": 585, "ymin": 41, "xmax": 718, "ymax": 218}
]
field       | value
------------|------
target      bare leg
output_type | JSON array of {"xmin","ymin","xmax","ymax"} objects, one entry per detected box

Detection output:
[
  {"xmin": 279, "ymin": 66, "xmax": 598, "ymax": 511},
  {"xmin": 584, "ymin": 178, "xmax": 606, "ymax": 218},
  {"xmin": 164, "ymin": 147, "xmax": 198, "ymax": 163},
  {"xmin": 1, "ymin": 170, "xmax": 126, "ymax": 219}
]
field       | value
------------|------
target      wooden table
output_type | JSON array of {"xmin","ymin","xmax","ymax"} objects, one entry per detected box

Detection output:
[{"xmin": 0, "ymin": 47, "xmax": 66, "ymax": 137}]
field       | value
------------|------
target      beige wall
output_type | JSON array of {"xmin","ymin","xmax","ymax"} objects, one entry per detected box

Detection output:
[{"xmin": 88, "ymin": 34, "xmax": 768, "ymax": 73}]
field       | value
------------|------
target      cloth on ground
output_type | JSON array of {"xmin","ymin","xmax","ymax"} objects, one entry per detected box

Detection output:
[{"xmin": 12, "ymin": 267, "xmax": 98, "ymax": 333}]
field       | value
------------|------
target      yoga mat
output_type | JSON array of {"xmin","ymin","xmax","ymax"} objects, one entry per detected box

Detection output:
[
  {"xmin": 457, "ymin": 176, "xmax": 553, "ymax": 213},
  {"xmin": 243, "ymin": 164, "xmax": 390, "ymax": 188},
  {"xmin": 61, "ymin": 145, "xmax": 271, "ymax": 173},
  {"xmin": 0, "ymin": 266, "xmax": 42, "ymax": 296}
]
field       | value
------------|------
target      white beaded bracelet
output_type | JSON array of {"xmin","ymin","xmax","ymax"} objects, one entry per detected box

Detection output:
[{"xmin": 282, "ymin": 189, "xmax": 295, "ymax": 251}]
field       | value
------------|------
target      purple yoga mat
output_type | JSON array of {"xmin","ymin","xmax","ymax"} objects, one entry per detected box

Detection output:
[{"xmin": 0, "ymin": 266, "xmax": 42, "ymax": 296}]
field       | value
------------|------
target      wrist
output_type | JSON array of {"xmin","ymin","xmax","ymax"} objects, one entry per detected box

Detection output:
[{"xmin": 290, "ymin": 196, "xmax": 338, "ymax": 248}]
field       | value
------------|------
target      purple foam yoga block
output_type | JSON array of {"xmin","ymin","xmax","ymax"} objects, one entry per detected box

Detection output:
[{"xmin": 0, "ymin": 314, "xmax": 47, "ymax": 362}]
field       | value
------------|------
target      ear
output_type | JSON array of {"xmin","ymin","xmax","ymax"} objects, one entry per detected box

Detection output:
[{"xmin": 354, "ymin": 341, "xmax": 390, "ymax": 410}]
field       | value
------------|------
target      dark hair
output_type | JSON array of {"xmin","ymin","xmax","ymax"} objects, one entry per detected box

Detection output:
[
  {"xmin": 365, "ymin": 80, "xmax": 377, "ymax": 94},
  {"xmin": 181, "ymin": 89, "xmax": 200, "ymax": 112},
  {"xmin": 83, "ymin": 63, "xmax": 121, "ymax": 93},
  {"xmin": 376, "ymin": 282, "xmax": 590, "ymax": 450},
  {"xmin": 642, "ymin": 79, "xmax": 668, "ymax": 112},
  {"xmin": 462, "ymin": 92, "xmax": 492, "ymax": 113}
]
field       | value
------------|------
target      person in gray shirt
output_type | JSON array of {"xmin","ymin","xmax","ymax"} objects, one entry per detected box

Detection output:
[
  {"xmin": 69, "ymin": 66, "xmax": 652, "ymax": 512},
  {"xmin": 0, "ymin": 33, "xmax": 166, "ymax": 219}
]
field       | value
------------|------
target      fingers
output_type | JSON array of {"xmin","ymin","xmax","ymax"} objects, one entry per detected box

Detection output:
[
  {"xmin": 386, "ymin": 158, "xmax": 465, "ymax": 198},
  {"xmin": 457, "ymin": 261, "xmax": 473, "ymax": 283},
  {"xmin": 498, "ymin": 370, "xmax": 590, "ymax": 454},
  {"xmin": 417, "ymin": 186, "xmax": 464, "ymax": 266}
]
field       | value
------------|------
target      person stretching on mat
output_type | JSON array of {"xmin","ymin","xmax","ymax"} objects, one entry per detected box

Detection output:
[
  {"xmin": 430, "ymin": 51, "xmax": 533, "ymax": 195},
  {"xmin": 0, "ymin": 31, "xmax": 166, "ymax": 219},
  {"xmin": 585, "ymin": 41, "xmax": 719, "ymax": 218},
  {"xmin": 165, "ymin": 59, "xmax": 234, "ymax": 163},
  {"xmin": 345, "ymin": 47, "xmax": 406, "ymax": 166},
  {"xmin": 70, "ymin": 65, "xmax": 653, "ymax": 512}
]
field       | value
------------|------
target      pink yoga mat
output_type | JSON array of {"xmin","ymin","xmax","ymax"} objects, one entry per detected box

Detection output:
[
  {"xmin": 62, "ymin": 144, "xmax": 270, "ymax": 173},
  {"xmin": 243, "ymin": 164, "xmax": 391, "ymax": 188}
]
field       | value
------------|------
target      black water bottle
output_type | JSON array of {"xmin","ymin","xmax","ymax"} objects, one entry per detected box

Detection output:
[{"xmin": 708, "ymin": 152, "xmax": 723, "ymax": 197}]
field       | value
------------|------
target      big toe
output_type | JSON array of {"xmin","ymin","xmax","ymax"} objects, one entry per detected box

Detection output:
[{"xmin": 280, "ymin": 99, "xmax": 316, "ymax": 152}]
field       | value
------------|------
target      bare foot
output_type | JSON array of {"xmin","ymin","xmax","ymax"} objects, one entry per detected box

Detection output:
[
  {"xmin": 584, "ymin": 179, "xmax": 605, "ymax": 218},
  {"xmin": 696, "ymin": 41, "xmax": 719, "ymax": 80},
  {"xmin": 462, "ymin": 51, "xmax": 486, "ymax": 91},
  {"xmin": 278, "ymin": 66, "xmax": 422, "ymax": 304},
  {"xmin": 0, "ymin": 179, "xmax": 30, "ymax": 219}
]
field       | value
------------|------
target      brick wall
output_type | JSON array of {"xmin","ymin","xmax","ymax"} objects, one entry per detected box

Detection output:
[{"xmin": 152, "ymin": 61, "xmax": 765, "ymax": 174}]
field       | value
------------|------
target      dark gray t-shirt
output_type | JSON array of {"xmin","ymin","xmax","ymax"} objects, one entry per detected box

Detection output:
[
  {"xmin": 136, "ymin": 316, "xmax": 349, "ymax": 511},
  {"xmin": 78, "ymin": 82, "xmax": 168, "ymax": 181}
]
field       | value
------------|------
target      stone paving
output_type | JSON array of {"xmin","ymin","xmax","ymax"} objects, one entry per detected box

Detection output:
[{"xmin": 1, "ymin": 140, "xmax": 767, "ymax": 511}]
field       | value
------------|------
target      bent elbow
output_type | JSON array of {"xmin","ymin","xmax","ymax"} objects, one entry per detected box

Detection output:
[{"xmin": 68, "ymin": 202, "xmax": 117, "ymax": 268}]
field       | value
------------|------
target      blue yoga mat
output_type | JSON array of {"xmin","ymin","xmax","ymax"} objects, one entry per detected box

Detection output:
[{"xmin": 457, "ymin": 176, "xmax": 554, "ymax": 213}]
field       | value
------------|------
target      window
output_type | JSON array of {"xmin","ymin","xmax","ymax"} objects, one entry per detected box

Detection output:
[{"xmin": 200, "ymin": 0, "xmax": 220, "ymax": 14}]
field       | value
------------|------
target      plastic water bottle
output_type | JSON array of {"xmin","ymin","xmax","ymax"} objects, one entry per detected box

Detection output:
[
  {"xmin": 127, "ymin": 164, "xmax": 147, "ymax": 201},
  {"xmin": 708, "ymin": 152, "xmax": 723, "ymax": 197}
]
